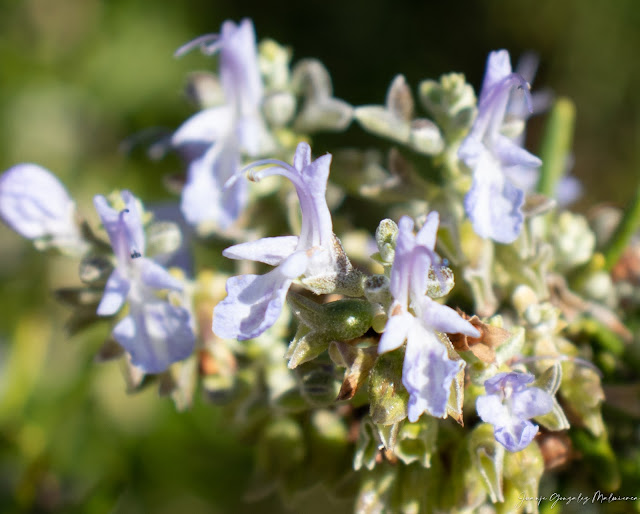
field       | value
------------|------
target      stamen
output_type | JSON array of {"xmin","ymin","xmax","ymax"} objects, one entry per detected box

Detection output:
[
  {"xmin": 224, "ymin": 159, "xmax": 303, "ymax": 191},
  {"xmin": 514, "ymin": 355, "xmax": 603, "ymax": 377},
  {"xmin": 480, "ymin": 73, "xmax": 533, "ymax": 114},
  {"xmin": 174, "ymin": 34, "xmax": 221, "ymax": 58}
]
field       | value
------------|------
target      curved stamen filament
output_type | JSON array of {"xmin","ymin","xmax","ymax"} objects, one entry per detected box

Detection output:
[
  {"xmin": 175, "ymin": 34, "xmax": 221, "ymax": 57},
  {"xmin": 514, "ymin": 354, "xmax": 603, "ymax": 377},
  {"xmin": 480, "ymin": 73, "xmax": 533, "ymax": 113},
  {"xmin": 226, "ymin": 159, "xmax": 305, "ymax": 191}
]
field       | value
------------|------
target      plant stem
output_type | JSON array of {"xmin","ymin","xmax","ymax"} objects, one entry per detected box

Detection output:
[
  {"xmin": 603, "ymin": 180, "xmax": 640, "ymax": 270},
  {"xmin": 536, "ymin": 98, "xmax": 576, "ymax": 198}
]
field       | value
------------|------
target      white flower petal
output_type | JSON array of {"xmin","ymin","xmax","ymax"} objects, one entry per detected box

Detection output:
[{"xmin": 223, "ymin": 236, "xmax": 299, "ymax": 265}]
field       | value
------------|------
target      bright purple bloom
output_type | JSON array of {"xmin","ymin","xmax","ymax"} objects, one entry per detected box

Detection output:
[
  {"xmin": 459, "ymin": 50, "xmax": 542, "ymax": 244},
  {"xmin": 476, "ymin": 371, "xmax": 553, "ymax": 452},
  {"xmin": 0, "ymin": 163, "xmax": 81, "ymax": 248},
  {"xmin": 378, "ymin": 215, "xmax": 480, "ymax": 421},
  {"xmin": 213, "ymin": 142, "xmax": 338, "ymax": 341},
  {"xmin": 94, "ymin": 191, "xmax": 195, "ymax": 373},
  {"xmin": 172, "ymin": 19, "xmax": 270, "ymax": 230}
]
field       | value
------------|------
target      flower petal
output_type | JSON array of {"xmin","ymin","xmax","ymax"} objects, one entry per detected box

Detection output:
[
  {"xmin": 300, "ymin": 153, "xmax": 331, "ymax": 195},
  {"xmin": 484, "ymin": 371, "xmax": 533, "ymax": 395},
  {"xmin": 223, "ymin": 236, "xmax": 299, "ymax": 265},
  {"xmin": 415, "ymin": 211, "xmax": 439, "ymax": 250},
  {"xmin": 476, "ymin": 394, "xmax": 512, "ymax": 427},
  {"xmin": 420, "ymin": 298, "xmax": 480, "ymax": 337},
  {"xmin": 97, "ymin": 269, "xmax": 130, "ymax": 316},
  {"xmin": 494, "ymin": 419, "xmax": 539, "ymax": 452},
  {"xmin": 378, "ymin": 311, "xmax": 412, "ymax": 353},
  {"xmin": 464, "ymin": 153, "xmax": 525, "ymax": 244},
  {"xmin": 139, "ymin": 258, "xmax": 183, "ymax": 291},
  {"xmin": 403, "ymin": 325, "xmax": 464, "ymax": 420},
  {"xmin": 212, "ymin": 267, "xmax": 292, "ymax": 340},
  {"xmin": 94, "ymin": 191, "xmax": 146, "ymax": 263},
  {"xmin": 494, "ymin": 134, "xmax": 542, "ymax": 168},
  {"xmin": 512, "ymin": 387, "xmax": 554, "ymax": 420},
  {"xmin": 294, "ymin": 141, "xmax": 312, "ymax": 170},
  {"xmin": 180, "ymin": 143, "xmax": 246, "ymax": 230},
  {"xmin": 121, "ymin": 191, "xmax": 145, "ymax": 257},
  {"xmin": 388, "ymin": 216, "xmax": 417, "ymax": 305},
  {"xmin": 479, "ymin": 50, "xmax": 512, "ymax": 105},
  {"xmin": 219, "ymin": 19, "xmax": 263, "ymax": 115},
  {"xmin": 172, "ymin": 106, "xmax": 235, "ymax": 146},
  {"xmin": 113, "ymin": 302, "xmax": 195, "ymax": 374},
  {"xmin": 556, "ymin": 175, "xmax": 582, "ymax": 206}
]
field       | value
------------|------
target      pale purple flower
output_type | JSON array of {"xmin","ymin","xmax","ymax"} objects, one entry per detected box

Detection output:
[
  {"xmin": 172, "ymin": 19, "xmax": 270, "ymax": 231},
  {"xmin": 506, "ymin": 52, "xmax": 552, "ymax": 141},
  {"xmin": 94, "ymin": 191, "xmax": 195, "ymax": 373},
  {"xmin": 476, "ymin": 372, "xmax": 553, "ymax": 452},
  {"xmin": 213, "ymin": 142, "xmax": 337, "ymax": 341},
  {"xmin": 505, "ymin": 53, "xmax": 582, "ymax": 207},
  {"xmin": 378, "ymin": 215, "xmax": 480, "ymax": 421},
  {"xmin": 0, "ymin": 163, "xmax": 81, "ymax": 249},
  {"xmin": 459, "ymin": 50, "xmax": 542, "ymax": 244}
]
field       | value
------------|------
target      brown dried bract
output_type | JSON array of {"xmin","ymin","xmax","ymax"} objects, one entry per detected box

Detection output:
[
  {"xmin": 536, "ymin": 432, "xmax": 574, "ymax": 471},
  {"xmin": 447, "ymin": 309, "xmax": 511, "ymax": 363},
  {"xmin": 375, "ymin": 448, "xmax": 399, "ymax": 465},
  {"xmin": 611, "ymin": 244, "xmax": 640, "ymax": 285},
  {"xmin": 334, "ymin": 342, "xmax": 378, "ymax": 401}
]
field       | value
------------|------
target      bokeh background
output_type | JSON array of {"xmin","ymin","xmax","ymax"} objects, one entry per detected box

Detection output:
[{"xmin": 0, "ymin": 0, "xmax": 639, "ymax": 512}]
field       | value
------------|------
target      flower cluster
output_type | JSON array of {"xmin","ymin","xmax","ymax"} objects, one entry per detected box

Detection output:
[{"xmin": 1, "ymin": 19, "xmax": 626, "ymax": 513}]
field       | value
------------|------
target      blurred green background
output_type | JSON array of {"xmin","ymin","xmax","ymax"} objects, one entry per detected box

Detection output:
[{"xmin": 0, "ymin": 0, "xmax": 639, "ymax": 512}]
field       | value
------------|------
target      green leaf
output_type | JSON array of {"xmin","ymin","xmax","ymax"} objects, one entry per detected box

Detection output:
[
  {"xmin": 571, "ymin": 429, "xmax": 621, "ymax": 492},
  {"xmin": 395, "ymin": 416, "xmax": 438, "ymax": 468},
  {"xmin": 503, "ymin": 441, "xmax": 545, "ymax": 514},
  {"xmin": 469, "ymin": 423, "xmax": 505, "ymax": 504}
]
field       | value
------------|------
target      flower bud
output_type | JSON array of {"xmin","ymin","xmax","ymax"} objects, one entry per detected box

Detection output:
[
  {"xmin": 550, "ymin": 212, "xmax": 595, "ymax": 272},
  {"xmin": 425, "ymin": 266, "xmax": 454, "ymax": 298},
  {"xmin": 258, "ymin": 38, "xmax": 291, "ymax": 90},
  {"xmin": 375, "ymin": 218, "xmax": 398, "ymax": 265},
  {"xmin": 408, "ymin": 119, "xmax": 444, "ymax": 155},
  {"xmin": 364, "ymin": 274, "xmax": 391, "ymax": 306},
  {"xmin": 144, "ymin": 221, "xmax": 183, "ymax": 260},
  {"xmin": 0, "ymin": 163, "xmax": 83, "ymax": 253},
  {"xmin": 418, "ymin": 73, "xmax": 476, "ymax": 141},
  {"xmin": 262, "ymin": 91, "xmax": 296, "ymax": 127},
  {"xmin": 354, "ymin": 106, "xmax": 411, "ymax": 143}
]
